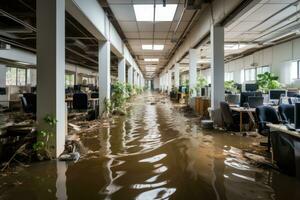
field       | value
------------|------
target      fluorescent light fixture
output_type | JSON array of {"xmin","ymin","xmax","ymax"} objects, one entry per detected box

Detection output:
[
  {"xmin": 197, "ymin": 59, "xmax": 211, "ymax": 64},
  {"xmin": 153, "ymin": 45, "xmax": 164, "ymax": 50},
  {"xmin": 142, "ymin": 44, "xmax": 164, "ymax": 50},
  {"xmin": 133, "ymin": 4, "xmax": 177, "ymax": 22},
  {"xmin": 142, "ymin": 45, "xmax": 153, "ymax": 50},
  {"xmin": 224, "ymin": 44, "xmax": 247, "ymax": 51},
  {"xmin": 133, "ymin": 5, "xmax": 154, "ymax": 21},
  {"xmin": 145, "ymin": 65, "xmax": 157, "ymax": 71},
  {"xmin": 155, "ymin": 4, "xmax": 177, "ymax": 21},
  {"xmin": 144, "ymin": 58, "xmax": 159, "ymax": 62},
  {"xmin": 265, "ymin": 30, "xmax": 300, "ymax": 44}
]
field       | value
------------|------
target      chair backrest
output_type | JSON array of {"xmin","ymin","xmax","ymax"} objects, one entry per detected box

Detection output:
[
  {"xmin": 226, "ymin": 94, "xmax": 240, "ymax": 105},
  {"xmin": 220, "ymin": 101, "xmax": 234, "ymax": 125},
  {"xmin": 278, "ymin": 104, "xmax": 294, "ymax": 124},
  {"xmin": 248, "ymin": 96, "xmax": 264, "ymax": 108},
  {"xmin": 73, "ymin": 93, "xmax": 88, "ymax": 110},
  {"xmin": 20, "ymin": 96, "xmax": 29, "ymax": 113},
  {"xmin": 23, "ymin": 93, "xmax": 36, "ymax": 113},
  {"xmin": 256, "ymin": 106, "xmax": 280, "ymax": 135}
]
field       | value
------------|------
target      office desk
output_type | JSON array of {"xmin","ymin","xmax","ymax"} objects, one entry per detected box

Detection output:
[
  {"xmin": 267, "ymin": 123, "xmax": 300, "ymax": 179},
  {"xmin": 65, "ymin": 98, "xmax": 99, "ymax": 109},
  {"xmin": 230, "ymin": 107, "xmax": 256, "ymax": 132}
]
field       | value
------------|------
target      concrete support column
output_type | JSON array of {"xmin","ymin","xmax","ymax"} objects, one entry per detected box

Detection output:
[
  {"xmin": 127, "ymin": 66, "xmax": 133, "ymax": 85},
  {"xmin": 134, "ymin": 70, "xmax": 138, "ymax": 86},
  {"xmin": 118, "ymin": 58, "xmax": 126, "ymax": 83},
  {"xmin": 167, "ymin": 70, "xmax": 172, "ymax": 93},
  {"xmin": 211, "ymin": 25, "xmax": 225, "ymax": 109},
  {"xmin": 0, "ymin": 64, "xmax": 6, "ymax": 88},
  {"xmin": 98, "ymin": 41, "xmax": 111, "ymax": 115},
  {"xmin": 189, "ymin": 49, "xmax": 197, "ymax": 97},
  {"xmin": 174, "ymin": 63, "xmax": 180, "ymax": 88},
  {"xmin": 36, "ymin": 0, "xmax": 65, "ymax": 157}
]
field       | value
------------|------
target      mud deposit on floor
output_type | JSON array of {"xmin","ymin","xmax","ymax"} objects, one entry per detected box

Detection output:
[{"xmin": 1, "ymin": 92, "xmax": 300, "ymax": 200}]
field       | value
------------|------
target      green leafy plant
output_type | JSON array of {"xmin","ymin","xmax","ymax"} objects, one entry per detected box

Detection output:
[
  {"xmin": 33, "ymin": 114, "xmax": 57, "ymax": 159},
  {"xmin": 256, "ymin": 72, "xmax": 281, "ymax": 93},
  {"xmin": 111, "ymin": 81, "xmax": 128, "ymax": 111},
  {"xmin": 193, "ymin": 75, "xmax": 207, "ymax": 96},
  {"xmin": 224, "ymin": 80, "xmax": 238, "ymax": 93}
]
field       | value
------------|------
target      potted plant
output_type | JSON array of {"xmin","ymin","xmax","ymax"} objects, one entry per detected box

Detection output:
[
  {"xmin": 224, "ymin": 80, "xmax": 238, "ymax": 94},
  {"xmin": 194, "ymin": 75, "xmax": 208, "ymax": 96},
  {"xmin": 256, "ymin": 72, "xmax": 281, "ymax": 93}
]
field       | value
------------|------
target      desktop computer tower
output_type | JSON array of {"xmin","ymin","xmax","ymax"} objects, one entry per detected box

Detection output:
[{"xmin": 295, "ymin": 103, "xmax": 300, "ymax": 129}]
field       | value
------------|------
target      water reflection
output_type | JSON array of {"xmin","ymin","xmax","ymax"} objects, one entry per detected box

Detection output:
[{"xmin": 1, "ymin": 93, "xmax": 300, "ymax": 200}]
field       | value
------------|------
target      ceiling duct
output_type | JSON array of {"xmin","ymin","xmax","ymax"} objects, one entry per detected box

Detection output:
[{"xmin": 184, "ymin": 0, "xmax": 209, "ymax": 10}]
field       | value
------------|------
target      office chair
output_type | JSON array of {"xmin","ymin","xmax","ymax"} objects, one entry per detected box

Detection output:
[
  {"xmin": 256, "ymin": 106, "xmax": 281, "ymax": 150},
  {"xmin": 21, "ymin": 93, "xmax": 36, "ymax": 114},
  {"xmin": 220, "ymin": 102, "xmax": 248, "ymax": 131},
  {"xmin": 73, "ymin": 93, "xmax": 88, "ymax": 110},
  {"xmin": 278, "ymin": 104, "xmax": 294, "ymax": 124}
]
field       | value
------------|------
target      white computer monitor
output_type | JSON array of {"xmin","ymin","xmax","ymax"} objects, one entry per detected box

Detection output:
[{"xmin": 269, "ymin": 89, "xmax": 287, "ymax": 101}]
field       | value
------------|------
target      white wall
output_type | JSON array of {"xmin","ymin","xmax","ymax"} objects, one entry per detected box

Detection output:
[
  {"xmin": 224, "ymin": 38, "xmax": 300, "ymax": 87},
  {"xmin": 153, "ymin": 77, "xmax": 160, "ymax": 89}
]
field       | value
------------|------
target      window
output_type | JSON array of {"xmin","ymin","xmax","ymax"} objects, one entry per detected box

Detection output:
[
  {"xmin": 225, "ymin": 72, "xmax": 234, "ymax": 81},
  {"xmin": 65, "ymin": 74, "xmax": 75, "ymax": 87},
  {"xmin": 244, "ymin": 68, "xmax": 256, "ymax": 82},
  {"xmin": 290, "ymin": 61, "xmax": 300, "ymax": 80},
  {"xmin": 6, "ymin": 67, "xmax": 17, "ymax": 85},
  {"xmin": 17, "ymin": 68, "xmax": 26, "ymax": 86},
  {"xmin": 257, "ymin": 66, "xmax": 270, "ymax": 75}
]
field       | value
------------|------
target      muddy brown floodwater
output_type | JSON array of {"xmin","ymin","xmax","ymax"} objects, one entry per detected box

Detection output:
[{"xmin": 1, "ymin": 92, "xmax": 300, "ymax": 200}]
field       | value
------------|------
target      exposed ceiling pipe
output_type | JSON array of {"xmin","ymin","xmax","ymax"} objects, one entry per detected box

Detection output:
[{"xmin": 0, "ymin": 9, "xmax": 36, "ymax": 32}]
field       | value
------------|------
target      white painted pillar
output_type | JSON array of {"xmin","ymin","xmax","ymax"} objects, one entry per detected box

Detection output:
[
  {"xmin": 189, "ymin": 49, "xmax": 197, "ymax": 97},
  {"xmin": 127, "ymin": 66, "xmax": 133, "ymax": 85},
  {"xmin": 98, "ymin": 41, "xmax": 111, "ymax": 115},
  {"xmin": 118, "ymin": 58, "xmax": 126, "ymax": 83},
  {"xmin": 174, "ymin": 63, "xmax": 180, "ymax": 88},
  {"xmin": 211, "ymin": 25, "xmax": 225, "ymax": 109},
  {"xmin": 167, "ymin": 70, "xmax": 172, "ymax": 93},
  {"xmin": 134, "ymin": 70, "xmax": 138, "ymax": 86},
  {"xmin": 36, "ymin": 0, "xmax": 65, "ymax": 157}
]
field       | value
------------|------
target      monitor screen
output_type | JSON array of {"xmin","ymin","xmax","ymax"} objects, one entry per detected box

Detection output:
[
  {"xmin": 245, "ymin": 83, "xmax": 258, "ymax": 92},
  {"xmin": 269, "ymin": 90, "xmax": 286, "ymax": 100},
  {"xmin": 0, "ymin": 87, "xmax": 6, "ymax": 95}
]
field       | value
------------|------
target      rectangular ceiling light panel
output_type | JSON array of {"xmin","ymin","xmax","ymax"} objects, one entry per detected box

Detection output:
[
  {"xmin": 133, "ymin": 5, "xmax": 154, "ymax": 21},
  {"xmin": 144, "ymin": 58, "xmax": 159, "ymax": 62},
  {"xmin": 142, "ymin": 44, "xmax": 164, "ymax": 50},
  {"xmin": 155, "ymin": 4, "xmax": 177, "ymax": 21},
  {"xmin": 134, "ymin": 4, "xmax": 177, "ymax": 22}
]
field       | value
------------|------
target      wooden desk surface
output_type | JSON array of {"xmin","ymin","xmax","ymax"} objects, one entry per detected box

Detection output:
[
  {"xmin": 267, "ymin": 123, "xmax": 300, "ymax": 139},
  {"xmin": 230, "ymin": 107, "xmax": 256, "ymax": 113}
]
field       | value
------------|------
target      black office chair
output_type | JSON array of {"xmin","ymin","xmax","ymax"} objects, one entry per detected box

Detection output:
[
  {"xmin": 220, "ymin": 102, "xmax": 248, "ymax": 131},
  {"xmin": 278, "ymin": 104, "xmax": 294, "ymax": 124},
  {"xmin": 73, "ymin": 93, "xmax": 88, "ymax": 110},
  {"xmin": 256, "ymin": 106, "xmax": 281, "ymax": 150},
  {"xmin": 21, "ymin": 93, "xmax": 36, "ymax": 114}
]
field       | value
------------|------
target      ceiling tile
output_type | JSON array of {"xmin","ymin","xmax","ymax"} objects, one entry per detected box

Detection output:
[
  {"xmin": 155, "ymin": 22, "xmax": 172, "ymax": 32},
  {"xmin": 110, "ymin": 5, "xmax": 136, "ymax": 21},
  {"xmin": 119, "ymin": 22, "xmax": 138, "ymax": 32},
  {"xmin": 137, "ymin": 22, "xmax": 153, "ymax": 32}
]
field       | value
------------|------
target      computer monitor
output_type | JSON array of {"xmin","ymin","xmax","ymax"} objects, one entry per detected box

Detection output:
[
  {"xmin": 248, "ymin": 96, "xmax": 264, "ymax": 108},
  {"xmin": 240, "ymin": 92, "xmax": 262, "ymax": 107},
  {"xmin": 0, "ymin": 87, "xmax": 6, "ymax": 95},
  {"xmin": 74, "ymin": 85, "xmax": 81, "ymax": 92},
  {"xmin": 245, "ymin": 83, "xmax": 258, "ymax": 92},
  {"xmin": 287, "ymin": 91, "xmax": 299, "ymax": 97},
  {"xmin": 269, "ymin": 89, "xmax": 287, "ymax": 101},
  {"xmin": 234, "ymin": 83, "xmax": 242, "ymax": 92}
]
